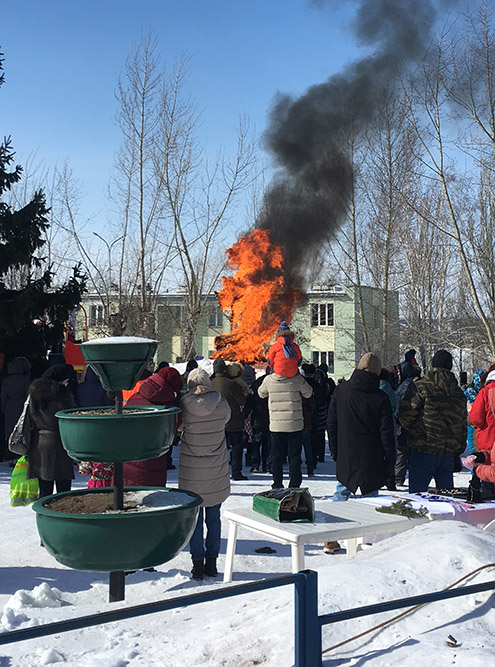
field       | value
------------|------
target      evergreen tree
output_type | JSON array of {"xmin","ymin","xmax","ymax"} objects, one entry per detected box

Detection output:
[{"xmin": 0, "ymin": 51, "xmax": 86, "ymax": 359}]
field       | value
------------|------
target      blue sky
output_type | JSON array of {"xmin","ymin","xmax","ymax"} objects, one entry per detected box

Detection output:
[{"xmin": 1, "ymin": 1, "xmax": 364, "ymax": 226}]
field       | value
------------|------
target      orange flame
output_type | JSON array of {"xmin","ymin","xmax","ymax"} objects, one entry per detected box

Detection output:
[{"xmin": 214, "ymin": 229, "xmax": 302, "ymax": 362}]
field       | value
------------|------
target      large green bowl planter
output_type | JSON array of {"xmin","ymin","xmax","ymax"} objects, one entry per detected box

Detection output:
[
  {"xmin": 56, "ymin": 405, "xmax": 181, "ymax": 462},
  {"xmin": 80, "ymin": 337, "xmax": 158, "ymax": 391},
  {"xmin": 33, "ymin": 487, "xmax": 202, "ymax": 572}
]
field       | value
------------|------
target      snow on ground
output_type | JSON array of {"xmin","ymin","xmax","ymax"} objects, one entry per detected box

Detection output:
[{"xmin": 1, "ymin": 455, "xmax": 495, "ymax": 666}]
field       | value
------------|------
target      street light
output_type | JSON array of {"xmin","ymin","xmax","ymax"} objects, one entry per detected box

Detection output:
[{"xmin": 93, "ymin": 232, "xmax": 123, "ymax": 292}]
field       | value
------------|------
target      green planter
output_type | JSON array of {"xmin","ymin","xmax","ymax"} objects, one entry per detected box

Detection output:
[
  {"xmin": 56, "ymin": 406, "xmax": 181, "ymax": 462},
  {"xmin": 80, "ymin": 337, "xmax": 158, "ymax": 391},
  {"xmin": 33, "ymin": 487, "xmax": 202, "ymax": 572}
]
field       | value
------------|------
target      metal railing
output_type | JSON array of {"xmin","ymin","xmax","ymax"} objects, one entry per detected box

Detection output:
[{"xmin": 1, "ymin": 571, "xmax": 494, "ymax": 667}]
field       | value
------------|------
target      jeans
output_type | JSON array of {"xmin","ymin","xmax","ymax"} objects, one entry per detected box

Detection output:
[
  {"xmin": 226, "ymin": 431, "xmax": 244, "ymax": 477},
  {"xmin": 332, "ymin": 481, "xmax": 379, "ymax": 502},
  {"xmin": 189, "ymin": 504, "xmax": 221, "ymax": 561},
  {"xmin": 270, "ymin": 431, "xmax": 302, "ymax": 489},
  {"xmin": 408, "ymin": 450, "xmax": 454, "ymax": 492},
  {"xmin": 38, "ymin": 478, "xmax": 72, "ymax": 498},
  {"xmin": 301, "ymin": 430, "xmax": 315, "ymax": 474},
  {"xmin": 248, "ymin": 428, "xmax": 271, "ymax": 471}
]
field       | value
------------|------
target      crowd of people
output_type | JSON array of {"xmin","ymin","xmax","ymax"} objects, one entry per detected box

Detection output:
[{"xmin": 2, "ymin": 324, "xmax": 493, "ymax": 580}]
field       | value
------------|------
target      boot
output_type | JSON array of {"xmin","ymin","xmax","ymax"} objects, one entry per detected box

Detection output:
[
  {"xmin": 191, "ymin": 559, "xmax": 204, "ymax": 580},
  {"xmin": 204, "ymin": 558, "xmax": 218, "ymax": 577}
]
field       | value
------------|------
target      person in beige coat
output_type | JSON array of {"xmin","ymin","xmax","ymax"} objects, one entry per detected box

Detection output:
[
  {"xmin": 179, "ymin": 368, "xmax": 231, "ymax": 580},
  {"xmin": 258, "ymin": 371, "xmax": 313, "ymax": 489}
]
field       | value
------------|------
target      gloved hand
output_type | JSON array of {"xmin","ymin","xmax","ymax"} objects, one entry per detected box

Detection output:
[
  {"xmin": 467, "ymin": 468, "xmax": 482, "ymax": 503},
  {"xmin": 461, "ymin": 455, "xmax": 478, "ymax": 471}
]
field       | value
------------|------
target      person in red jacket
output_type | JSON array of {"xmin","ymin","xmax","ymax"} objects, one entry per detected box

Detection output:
[
  {"xmin": 266, "ymin": 321, "xmax": 302, "ymax": 378},
  {"xmin": 468, "ymin": 369, "xmax": 495, "ymax": 453},
  {"xmin": 122, "ymin": 367, "xmax": 183, "ymax": 487}
]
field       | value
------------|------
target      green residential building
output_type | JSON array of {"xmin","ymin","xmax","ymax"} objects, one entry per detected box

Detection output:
[{"xmin": 79, "ymin": 284, "xmax": 399, "ymax": 380}]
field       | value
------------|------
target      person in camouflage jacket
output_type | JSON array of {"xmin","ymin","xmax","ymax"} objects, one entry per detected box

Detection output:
[{"xmin": 398, "ymin": 349, "xmax": 466, "ymax": 492}]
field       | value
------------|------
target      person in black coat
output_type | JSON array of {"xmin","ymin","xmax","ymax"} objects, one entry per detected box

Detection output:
[
  {"xmin": 27, "ymin": 364, "xmax": 76, "ymax": 497},
  {"xmin": 327, "ymin": 352, "xmax": 396, "ymax": 501},
  {"xmin": 243, "ymin": 368, "xmax": 271, "ymax": 473}
]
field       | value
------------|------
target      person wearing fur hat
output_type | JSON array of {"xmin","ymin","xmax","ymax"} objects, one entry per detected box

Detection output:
[
  {"xmin": 26, "ymin": 363, "xmax": 76, "ymax": 497},
  {"xmin": 179, "ymin": 368, "xmax": 231, "ymax": 580},
  {"xmin": 122, "ymin": 367, "xmax": 183, "ymax": 487},
  {"xmin": 267, "ymin": 321, "xmax": 302, "ymax": 378},
  {"xmin": 327, "ymin": 353, "xmax": 396, "ymax": 506},
  {"xmin": 398, "ymin": 349, "xmax": 466, "ymax": 492}
]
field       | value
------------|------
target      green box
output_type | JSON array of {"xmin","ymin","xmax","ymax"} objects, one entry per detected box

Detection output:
[{"xmin": 253, "ymin": 488, "xmax": 315, "ymax": 523}]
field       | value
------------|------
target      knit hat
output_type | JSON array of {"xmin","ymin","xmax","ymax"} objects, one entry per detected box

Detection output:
[
  {"xmin": 301, "ymin": 363, "xmax": 316, "ymax": 376},
  {"xmin": 357, "ymin": 353, "xmax": 381, "ymax": 376},
  {"xmin": 187, "ymin": 368, "xmax": 212, "ymax": 388},
  {"xmin": 431, "ymin": 349, "xmax": 453, "ymax": 370},
  {"xmin": 43, "ymin": 363, "xmax": 73, "ymax": 382},
  {"xmin": 275, "ymin": 321, "xmax": 294, "ymax": 338}
]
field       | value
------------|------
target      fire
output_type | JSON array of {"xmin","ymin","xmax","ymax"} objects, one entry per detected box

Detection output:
[{"xmin": 214, "ymin": 229, "xmax": 302, "ymax": 362}]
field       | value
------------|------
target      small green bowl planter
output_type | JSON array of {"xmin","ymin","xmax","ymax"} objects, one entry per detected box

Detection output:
[
  {"xmin": 56, "ymin": 405, "xmax": 181, "ymax": 462},
  {"xmin": 33, "ymin": 487, "xmax": 202, "ymax": 572},
  {"xmin": 80, "ymin": 337, "xmax": 158, "ymax": 391}
]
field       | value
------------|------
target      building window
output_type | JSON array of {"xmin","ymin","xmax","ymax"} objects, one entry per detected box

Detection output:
[
  {"xmin": 208, "ymin": 307, "xmax": 224, "ymax": 328},
  {"xmin": 312, "ymin": 351, "xmax": 335, "ymax": 374},
  {"xmin": 311, "ymin": 303, "xmax": 334, "ymax": 327},
  {"xmin": 89, "ymin": 304, "xmax": 105, "ymax": 327}
]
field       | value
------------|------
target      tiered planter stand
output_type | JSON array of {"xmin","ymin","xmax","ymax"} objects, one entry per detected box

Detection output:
[{"xmin": 32, "ymin": 337, "xmax": 202, "ymax": 602}]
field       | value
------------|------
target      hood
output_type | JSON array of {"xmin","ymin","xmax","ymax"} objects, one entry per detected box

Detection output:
[
  {"xmin": 348, "ymin": 368, "xmax": 380, "ymax": 392},
  {"xmin": 29, "ymin": 377, "xmax": 68, "ymax": 406},
  {"xmin": 135, "ymin": 374, "xmax": 176, "ymax": 406},
  {"xmin": 425, "ymin": 368, "xmax": 460, "ymax": 396},
  {"xmin": 7, "ymin": 357, "xmax": 31, "ymax": 376},
  {"xmin": 213, "ymin": 357, "xmax": 228, "ymax": 376},
  {"xmin": 181, "ymin": 386, "xmax": 223, "ymax": 416},
  {"xmin": 82, "ymin": 366, "xmax": 102, "ymax": 386}
]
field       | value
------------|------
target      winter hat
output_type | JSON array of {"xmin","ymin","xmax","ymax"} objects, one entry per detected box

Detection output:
[
  {"xmin": 301, "ymin": 363, "xmax": 316, "ymax": 376},
  {"xmin": 404, "ymin": 349, "xmax": 417, "ymax": 365},
  {"xmin": 185, "ymin": 359, "xmax": 198, "ymax": 373},
  {"xmin": 485, "ymin": 370, "xmax": 495, "ymax": 385},
  {"xmin": 431, "ymin": 349, "xmax": 453, "ymax": 370},
  {"xmin": 276, "ymin": 321, "xmax": 294, "ymax": 338},
  {"xmin": 43, "ymin": 363, "xmax": 73, "ymax": 382},
  {"xmin": 158, "ymin": 366, "xmax": 184, "ymax": 394},
  {"xmin": 357, "ymin": 353, "xmax": 381, "ymax": 376},
  {"xmin": 226, "ymin": 362, "xmax": 243, "ymax": 378},
  {"xmin": 187, "ymin": 368, "xmax": 212, "ymax": 389},
  {"xmin": 488, "ymin": 364, "xmax": 495, "ymax": 374},
  {"xmin": 212, "ymin": 357, "xmax": 228, "ymax": 375}
]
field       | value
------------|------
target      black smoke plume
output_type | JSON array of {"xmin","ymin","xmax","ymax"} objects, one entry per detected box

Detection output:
[{"xmin": 257, "ymin": 0, "xmax": 460, "ymax": 289}]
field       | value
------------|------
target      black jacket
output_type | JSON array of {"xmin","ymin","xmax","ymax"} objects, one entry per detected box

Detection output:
[
  {"xmin": 327, "ymin": 369, "xmax": 395, "ymax": 495},
  {"xmin": 243, "ymin": 375, "xmax": 270, "ymax": 431}
]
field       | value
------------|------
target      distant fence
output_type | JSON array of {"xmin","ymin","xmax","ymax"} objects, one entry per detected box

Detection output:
[{"xmin": 1, "ymin": 570, "xmax": 494, "ymax": 666}]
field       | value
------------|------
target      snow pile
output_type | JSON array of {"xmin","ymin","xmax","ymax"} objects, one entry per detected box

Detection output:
[
  {"xmin": 2, "ymin": 459, "xmax": 495, "ymax": 665},
  {"xmin": 4, "ymin": 582, "xmax": 63, "ymax": 610}
]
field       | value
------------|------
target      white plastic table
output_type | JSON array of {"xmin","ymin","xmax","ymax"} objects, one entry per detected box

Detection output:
[{"xmin": 222, "ymin": 500, "xmax": 429, "ymax": 582}]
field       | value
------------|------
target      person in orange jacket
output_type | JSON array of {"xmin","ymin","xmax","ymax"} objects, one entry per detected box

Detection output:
[{"xmin": 266, "ymin": 322, "xmax": 302, "ymax": 378}]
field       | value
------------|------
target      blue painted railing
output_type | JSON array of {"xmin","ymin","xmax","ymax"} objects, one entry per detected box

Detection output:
[{"xmin": 1, "ymin": 571, "xmax": 494, "ymax": 667}]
